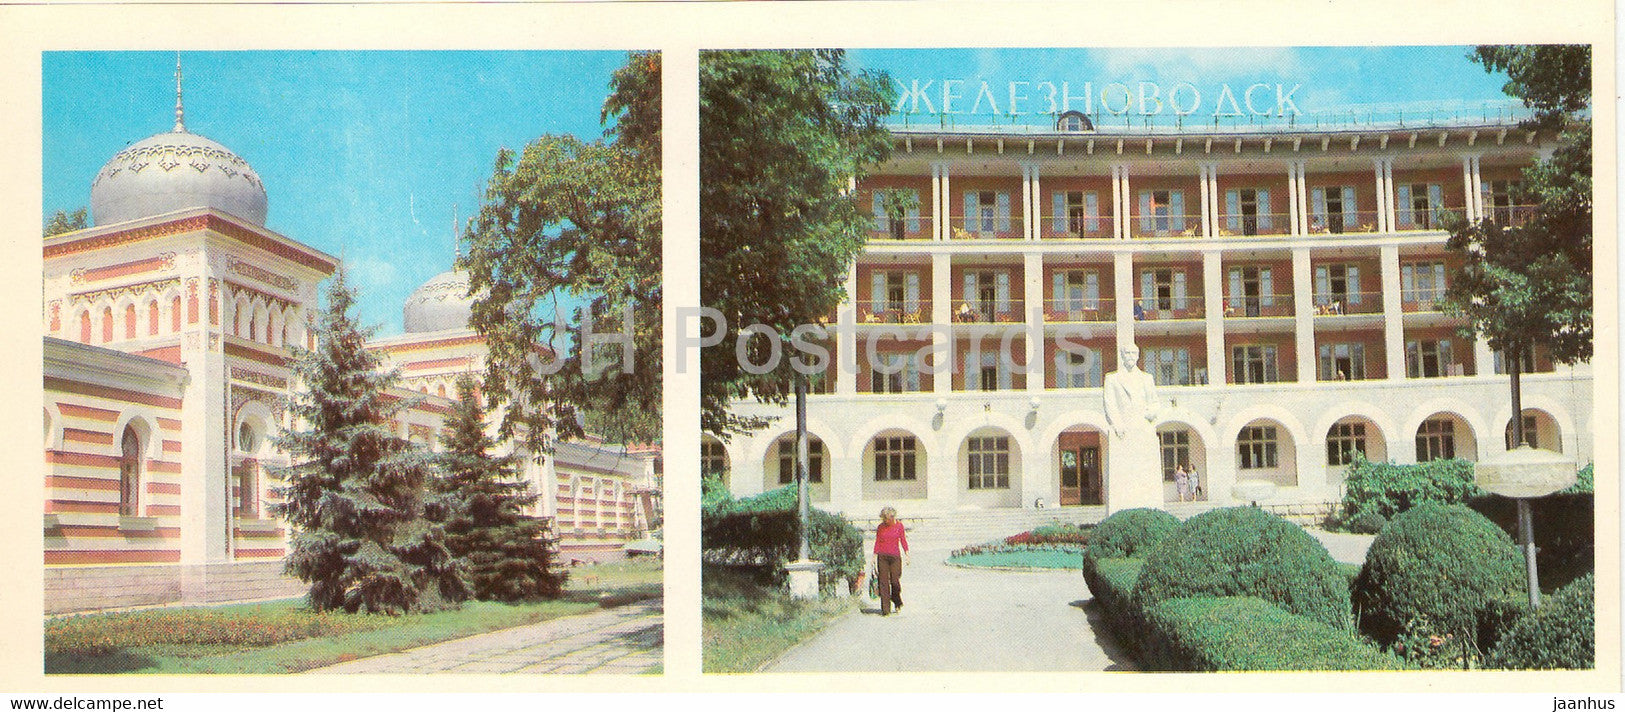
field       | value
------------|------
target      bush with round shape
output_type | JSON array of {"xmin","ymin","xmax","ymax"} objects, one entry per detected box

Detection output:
[
  {"xmin": 1133, "ymin": 507, "xmax": 1351, "ymax": 630},
  {"xmin": 1347, "ymin": 510, "xmax": 1388, "ymax": 535},
  {"xmin": 1487, "ymin": 573, "xmax": 1594, "ymax": 670},
  {"xmin": 1352, "ymin": 503, "xmax": 1524, "ymax": 651},
  {"xmin": 1084, "ymin": 508, "xmax": 1180, "ymax": 562}
]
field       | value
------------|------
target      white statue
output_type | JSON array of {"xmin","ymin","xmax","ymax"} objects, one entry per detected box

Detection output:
[{"xmin": 1102, "ymin": 343, "xmax": 1164, "ymax": 511}]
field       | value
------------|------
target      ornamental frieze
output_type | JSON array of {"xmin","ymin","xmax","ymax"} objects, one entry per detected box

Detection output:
[
  {"xmin": 44, "ymin": 216, "xmax": 208, "ymax": 260},
  {"xmin": 227, "ymin": 258, "xmax": 297, "ymax": 292},
  {"xmin": 69, "ymin": 252, "xmax": 177, "ymax": 284},
  {"xmin": 66, "ymin": 278, "xmax": 181, "ymax": 306},
  {"xmin": 231, "ymin": 386, "xmax": 285, "ymax": 420},
  {"xmin": 231, "ymin": 367, "xmax": 288, "ymax": 390},
  {"xmin": 224, "ymin": 281, "xmax": 296, "ymax": 312}
]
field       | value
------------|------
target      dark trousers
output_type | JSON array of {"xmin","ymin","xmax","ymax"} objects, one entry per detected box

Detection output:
[{"xmin": 877, "ymin": 554, "xmax": 903, "ymax": 613}]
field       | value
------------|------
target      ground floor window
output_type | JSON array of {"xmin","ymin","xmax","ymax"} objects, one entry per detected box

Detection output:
[
  {"xmin": 1406, "ymin": 339, "xmax": 1456, "ymax": 378},
  {"xmin": 777, "ymin": 438, "xmax": 824, "ymax": 484},
  {"xmin": 1159, "ymin": 430, "xmax": 1190, "ymax": 480},
  {"xmin": 1327, "ymin": 422, "xmax": 1367, "ymax": 466},
  {"xmin": 967, "ymin": 436, "xmax": 1010, "ymax": 489},
  {"xmin": 1416, "ymin": 418, "xmax": 1456, "ymax": 462},
  {"xmin": 237, "ymin": 461, "xmax": 258, "ymax": 517},
  {"xmin": 1318, "ymin": 342, "xmax": 1366, "ymax": 381},
  {"xmin": 1505, "ymin": 414, "xmax": 1539, "ymax": 450},
  {"xmin": 874, "ymin": 436, "xmax": 918, "ymax": 481},
  {"xmin": 701, "ymin": 439, "xmax": 729, "ymax": 479},
  {"xmin": 1237, "ymin": 425, "xmax": 1278, "ymax": 469}
]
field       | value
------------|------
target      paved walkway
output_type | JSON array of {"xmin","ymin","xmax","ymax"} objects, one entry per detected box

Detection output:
[
  {"xmin": 306, "ymin": 600, "xmax": 662, "ymax": 674},
  {"xmin": 1308, "ymin": 528, "xmax": 1376, "ymax": 565},
  {"xmin": 766, "ymin": 547, "xmax": 1133, "ymax": 673}
]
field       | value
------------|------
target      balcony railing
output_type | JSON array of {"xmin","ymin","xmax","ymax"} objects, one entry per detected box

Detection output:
[
  {"xmin": 1040, "ymin": 217, "xmax": 1115, "ymax": 239},
  {"xmin": 951, "ymin": 299, "xmax": 1026, "ymax": 324},
  {"xmin": 868, "ymin": 217, "xmax": 934, "ymax": 241},
  {"xmin": 1313, "ymin": 292, "xmax": 1383, "ymax": 316},
  {"xmin": 946, "ymin": 216, "xmax": 1023, "ymax": 240},
  {"xmin": 1482, "ymin": 204, "xmax": 1539, "ymax": 228},
  {"xmin": 1045, "ymin": 298, "xmax": 1115, "ymax": 323},
  {"xmin": 1401, "ymin": 296, "xmax": 1449, "ymax": 313},
  {"xmin": 1394, "ymin": 207, "xmax": 1464, "ymax": 231},
  {"xmin": 857, "ymin": 300, "xmax": 931, "ymax": 325},
  {"xmin": 1215, "ymin": 212, "xmax": 1293, "ymax": 237},
  {"xmin": 1134, "ymin": 297, "xmax": 1205, "ymax": 321},
  {"xmin": 1220, "ymin": 295, "xmax": 1294, "ymax": 318},
  {"xmin": 1127, "ymin": 214, "xmax": 1202, "ymax": 238},
  {"xmin": 1308, "ymin": 211, "xmax": 1381, "ymax": 235}
]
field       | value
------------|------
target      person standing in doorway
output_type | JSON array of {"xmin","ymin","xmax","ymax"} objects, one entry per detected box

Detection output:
[
  {"xmin": 1188, "ymin": 465, "xmax": 1202, "ymax": 501},
  {"xmin": 1174, "ymin": 464, "xmax": 1190, "ymax": 502},
  {"xmin": 874, "ymin": 506, "xmax": 909, "ymax": 615}
]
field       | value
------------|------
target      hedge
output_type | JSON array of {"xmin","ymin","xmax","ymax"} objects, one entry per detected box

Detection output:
[
  {"xmin": 700, "ymin": 486, "xmax": 864, "ymax": 590},
  {"xmin": 1134, "ymin": 507, "xmax": 1352, "ymax": 630},
  {"xmin": 1083, "ymin": 508, "xmax": 1179, "ymax": 562},
  {"xmin": 1340, "ymin": 455, "xmax": 1479, "ymax": 520},
  {"xmin": 1140, "ymin": 597, "xmax": 1408, "ymax": 671},
  {"xmin": 1353, "ymin": 503, "xmax": 1525, "ymax": 661},
  {"xmin": 1487, "ymin": 573, "xmax": 1595, "ymax": 670}
]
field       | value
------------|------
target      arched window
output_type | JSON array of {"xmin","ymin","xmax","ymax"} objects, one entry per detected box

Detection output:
[
  {"xmin": 101, "ymin": 307, "xmax": 113, "ymax": 343},
  {"xmin": 79, "ymin": 311, "xmax": 91, "ymax": 343},
  {"xmin": 124, "ymin": 304, "xmax": 137, "ymax": 339},
  {"xmin": 148, "ymin": 300, "xmax": 160, "ymax": 336},
  {"xmin": 237, "ymin": 421, "xmax": 257, "ymax": 452},
  {"xmin": 119, "ymin": 425, "xmax": 141, "ymax": 517},
  {"xmin": 436, "ymin": 383, "xmax": 447, "ymax": 398},
  {"xmin": 171, "ymin": 296, "xmax": 182, "ymax": 332}
]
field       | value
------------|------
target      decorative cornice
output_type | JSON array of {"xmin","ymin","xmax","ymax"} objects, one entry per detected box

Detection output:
[
  {"xmin": 67, "ymin": 278, "xmax": 181, "ymax": 306},
  {"xmin": 224, "ymin": 281, "xmax": 296, "ymax": 313},
  {"xmin": 70, "ymin": 253, "xmax": 177, "ymax": 285},
  {"xmin": 371, "ymin": 333, "xmax": 486, "ymax": 354},
  {"xmin": 227, "ymin": 257, "xmax": 297, "ymax": 292},
  {"xmin": 230, "ymin": 366, "xmax": 288, "ymax": 390},
  {"xmin": 45, "ymin": 213, "xmax": 337, "ymax": 275}
]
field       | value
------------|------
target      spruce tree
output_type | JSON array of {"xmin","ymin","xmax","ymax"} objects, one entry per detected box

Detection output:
[
  {"xmin": 432, "ymin": 375, "xmax": 566, "ymax": 601},
  {"xmin": 273, "ymin": 269, "xmax": 470, "ymax": 614}
]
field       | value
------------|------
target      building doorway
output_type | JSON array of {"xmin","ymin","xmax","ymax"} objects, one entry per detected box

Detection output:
[{"xmin": 1057, "ymin": 428, "xmax": 1102, "ymax": 506}]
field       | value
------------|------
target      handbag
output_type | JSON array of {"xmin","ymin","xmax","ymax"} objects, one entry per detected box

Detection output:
[{"xmin": 866, "ymin": 565, "xmax": 879, "ymax": 599}]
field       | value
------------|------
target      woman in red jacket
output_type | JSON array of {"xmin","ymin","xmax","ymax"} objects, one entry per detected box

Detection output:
[{"xmin": 873, "ymin": 506, "xmax": 909, "ymax": 615}]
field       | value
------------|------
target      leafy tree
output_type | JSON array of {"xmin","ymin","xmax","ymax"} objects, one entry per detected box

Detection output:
[
  {"xmin": 875, "ymin": 187, "xmax": 920, "ymax": 241},
  {"xmin": 432, "ymin": 375, "xmax": 565, "ymax": 601},
  {"xmin": 44, "ymin": 208, "xmax": 87, "ymax": 237},
  {"xmin": 1444, "ymin": 45, "xmax": 1592, "ymax": 443},
  {"xmin": 462, "ymin": 51, "xmax": 662, "ymax": 450},
  {"xmin": 273, "ymin": 269, "xmax": 469, "ymax": 614},
  {"xmin": 699, "ymin": 49, "xmax": 895, "ymax": 436}
]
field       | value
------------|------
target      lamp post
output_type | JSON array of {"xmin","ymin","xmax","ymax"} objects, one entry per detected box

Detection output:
[
  {"xmin": 1474, "ymin": 445, "xmax": 1576, "ymax": 608},
  {"xmin": 784, "ymin": 371, "xmax": 823, "ymax": 600}
]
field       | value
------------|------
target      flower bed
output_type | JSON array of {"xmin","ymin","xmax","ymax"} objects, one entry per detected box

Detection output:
[{"xmin": 947, "ymin": 522, "xmax": 1092, "ymax": 569}]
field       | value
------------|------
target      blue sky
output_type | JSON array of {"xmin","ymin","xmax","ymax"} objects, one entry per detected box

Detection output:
[
  {"xmin": 849, "ymin": 47, "xmax": 1522, "ymax": 129},
  {"xmin": 44, "ymin": 51, "xmax": 630, "ymax": 335}
]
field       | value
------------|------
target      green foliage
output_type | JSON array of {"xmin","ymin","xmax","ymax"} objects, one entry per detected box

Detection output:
[
  {"xmin": 1487, "ymin": 573, "xmax": 1595, "ymax": 669},
  {"xmin": 1469, "ymin": 490, "xmax": 1594, "ymax": 593},
  {"xmin": 45, "ymin": 603, "xmax": 390, "ymax": 658},
  {"xmin": 1140, "ymin": 597, "xmax": 1408, "ymax": 672},
  {"xmin": 1563, "ymin": 462, "xmax": 1594, "ymax": 494},
  {"xmin": 1025, "ymin": 522, "xmax": 1092, "ymax": 545},
  {"xmin": 874, "ymin": 187, "xmax": 920, "ymax": 239},
  {"xmin": 702, "ymin": 564, "xmax": 854, "ymax": 673},
  {"xmin": 699, "ymin": 49, "xmax": 896, "ymax": 436},
  {"xmin": 463, "ymin": 51, "xmax": 661, "ymax": 449},
  {"xmin": 44, "ymin": 207, "xmax": 88, "ymax": 237},
  {"xmin": 431, "ymin": 375, "xmax": 565, "ymax": 602},
  {"xmin": 1347, "ymin": 510, "xmax": 1388, "ymax": 535},
  {"xmin": 1353, "ymin": 503, "xmax": 1525, "ymax": 663},
  {"xmin": 700, "ymin": 486, "xmax": 864, "ymax": 590},
  {"xmin": 1340, "ymin": 455, "xmax": 1480, "ymax": 520},
  {"xmin": 272, "ymin": 270, "xmax": 469, "ymax": 614},
  {"xmin": 1134, "ymin": 507, "xmax": 1351, "ymax": 630},
  {"xmin": 1080, "ymin": 557, "xmax": 1145, "ymax": 642},
  {"xmin": 1083, "ymin": 508, "xmax": 1179, "ymax": 562}
]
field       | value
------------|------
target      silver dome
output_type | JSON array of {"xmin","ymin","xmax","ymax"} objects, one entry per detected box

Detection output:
[
  {"xmin": 90, "ymin": 130, "xmax": 267, "ymax": 227},
  {"xmin": 403, "ymin": 269, "xmax": 477, "ymax": 333}
]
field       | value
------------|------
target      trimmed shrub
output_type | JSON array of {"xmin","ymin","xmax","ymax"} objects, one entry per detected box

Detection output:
[
  {"xmin": 1083, "ymin": 508, "xmax": 1179, "ymax": 562},
  {"xmin": 1340, "ymin": 455, "xmax": 1480, "ymax": 520},
  {"xmin": 1353, "ymin": 503, "xmax": 1525, "ymax": 661},
  {"xmin": 1140, "ymin": 596, "xmax": 1408, "ymax": 671},
  {"xmin": 700, "ymin": 486, "xmax": 864, "ymax": 590},
  {"xmin": 1469, "ymin": 491, "xmax": 1594, "ymax": 593},
  {"xmin": 1347, "ymin": 510, "xmax": 1388, "ymax": 535},
  {"xmin": 1080, "ymin": 557, "xmax": 1150, "ymax": 659},
  {"xmin": 1134, "ymin": 507, "xmax": 1351, "ymax": 630},
  {"xmin": 1487, "ymin": 573, "xmax": 1595, "ymax": 670}
]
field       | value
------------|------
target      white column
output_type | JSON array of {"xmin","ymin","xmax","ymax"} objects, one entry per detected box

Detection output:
[
  {"xmin": 1110, "ymin": 165, "xmax": 1124, "ymax": 239},
  {"xmin": 1025, "ymin": 252, "xmax": 1045, "ymax": 393},
  {"xmin": 1292, "ymin": 247, "xmax": 1316, "ymax": 384},
  {"xmin": 1296, "ymin": 160, "xmax": 1311, "ymax": 236},
  {"xmin": 1113, "ymin": 251, "xmax": 1135, "ymax": 347},
  {"xmin": 1209, "ymin": 162, "xmax": 1221, "ymax": 238},
  {"xmin": 1202, "ymin": 250, "xmax": 1225, "ymax": 386},
  {"xmin": 1286, "ymin": 162, "xmax": 1301, "ymax": 236},
  {"xmin": 941, "ymin": 166, "xmax": 953, "ymax": 240},
  {"xmin": 1373, "ymin": 159, "xmax": 1389, "ymax": 233},
  {"xmin": 1120, "ymin": 167, "xmax": 1132, "ymax": 240},
  {"xmin": 1382, "ymin": 159, "xmax": 1397, "ymax": 233},
  {"xmin": 1198, "ymin": 165, "xmax": 1213, "ymax": 238},
  {"xmin": 837, "ymin": 263, "xmax": 858, "ymax": 398},
  {"xmin": 927, "ymin": 419, "xmax": 959, "ymax": 511},
  {"xmin": 1473, "ymin": 335, "xmax": 1495, "ymax": 380},
  {"xmin": 1380, "ymin": 244, "xmax": 1406, "ymax": 380},
  {"xmin": 931, "ymin": 252, "xmax": 952, "ymax": 396},
  {"xmin": 1461, "ymin": 156, "xmax": 1478, "ymax": 221},
  {"xmin": 931, "ymin": 164, "xmax": 943, "ymax": 241},
  {"xmin": 1021, "ymin": 164, "xmax": 1035, "ymax": 241},
  {"xmin": 1030, "ymin": 165, "xmax": 1042, "ymax": 241}
]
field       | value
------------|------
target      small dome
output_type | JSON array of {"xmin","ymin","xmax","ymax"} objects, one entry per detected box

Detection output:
[
  {"xmin": 90, "ymin": 130, "xmax": 267, "ymax": 227},
  {"xmin": 403, "ymin": 269, "xmax": 477, "ymax": 333}
]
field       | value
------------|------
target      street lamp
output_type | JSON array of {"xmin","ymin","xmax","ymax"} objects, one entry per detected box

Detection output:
[{"xmin": 1474, "ymin": 445, "xmax": 1576, "ymax": 608}]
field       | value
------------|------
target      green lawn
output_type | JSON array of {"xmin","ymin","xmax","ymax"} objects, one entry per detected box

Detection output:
[
  {"xmin": 702, "ymin": 566, "xmax": 853, "ymax": 673},
  {"xmin": 949, "ymin": 547, "xmax": 1085, "ymax": 570},
  {"xmin": 46, "ymin": 558, "xmax": 661, "ymax": 674}
]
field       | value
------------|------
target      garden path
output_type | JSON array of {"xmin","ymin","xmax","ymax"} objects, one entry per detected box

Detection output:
[
  {"xmin": 305, "ymin": 599, "xmax": 662, "ymax": 674},
  {"xmin": 765, "ymin": 545, "xmax": 1133, "ymax": 672}
]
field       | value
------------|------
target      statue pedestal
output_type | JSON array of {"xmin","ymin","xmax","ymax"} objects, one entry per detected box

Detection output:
[
  {"xmin": 785, "ymin": 559, "xmax": 824, "ymax": 600},
  {"xmin": 1106, "ymin": 431, "xmax": 1164, "ymax": 514}
]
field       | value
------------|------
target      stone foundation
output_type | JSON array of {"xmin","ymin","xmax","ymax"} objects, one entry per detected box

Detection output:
[{"xmin": 46, "ymin": 560, "xmax": 305, "ymax": 615}]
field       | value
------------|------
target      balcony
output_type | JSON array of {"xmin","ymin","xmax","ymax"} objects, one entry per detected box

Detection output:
[
  {"xmin": 1394, "ymin": 207, "xmax": 1464, "ymax": 232},
  {"xmin": 857, "ymin": 299, "xmax": 931, "ymax": 325},
  {"xmin": 1128, "ymin": 213, "xmax": 1203, "ymax": 239},
  {"xmin": 946, "ymin": 216, "xmax": 1022, "ymax": 240},
  {"xmin": 1483, "ymin": 204, "xmax": 1539, "ymax": 228},
  {"xmin": 1044, "ymin": 298, "xmax": 1115, "ymax": 323},
  {"xmin": 1133, "ymin": 297, "xmax": 1205, "ymax": 321},
  {"xmin": 1220, "ymin": 295, "xmax": 1294, "ymax": 319},
  {"xmin": 1308, "ymin": 211, "xmax": 1382, "ymax": 235},
  {"xmin": 868, "ymin": 216, "xmax": 934, "ymax": 241},
  {"xmin": 1312, "ymin": 292, "xmax": 1384, "ymax": 316},
  {"xmin": 1401, "ymin": 296, "xmax": 1448, "ymax": 314},
  {"xmin": 1040, "ymin": 215, "xmax": 1115, "ymax": 240},
  {"xmin": 1215, "ymin": 212, "xmax": 1293, "ymax": 238},
  {"xmin": 951, "ymin": 299, "xmax": 1026, "ymax": 324}
]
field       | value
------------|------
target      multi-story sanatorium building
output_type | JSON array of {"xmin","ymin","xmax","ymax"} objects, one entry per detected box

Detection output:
[
  {"xmin": 707, "ymin": 110, "xmax": 1593, "ymax": 518},
  {"xmin": 42, "ymin": 93, "xmax": 658, "ymax": 614}
]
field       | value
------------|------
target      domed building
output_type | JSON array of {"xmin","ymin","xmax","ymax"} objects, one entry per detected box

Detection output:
[{"xmin": 42, "ymin": 66, "xmax": 656, "ymax": 614}]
